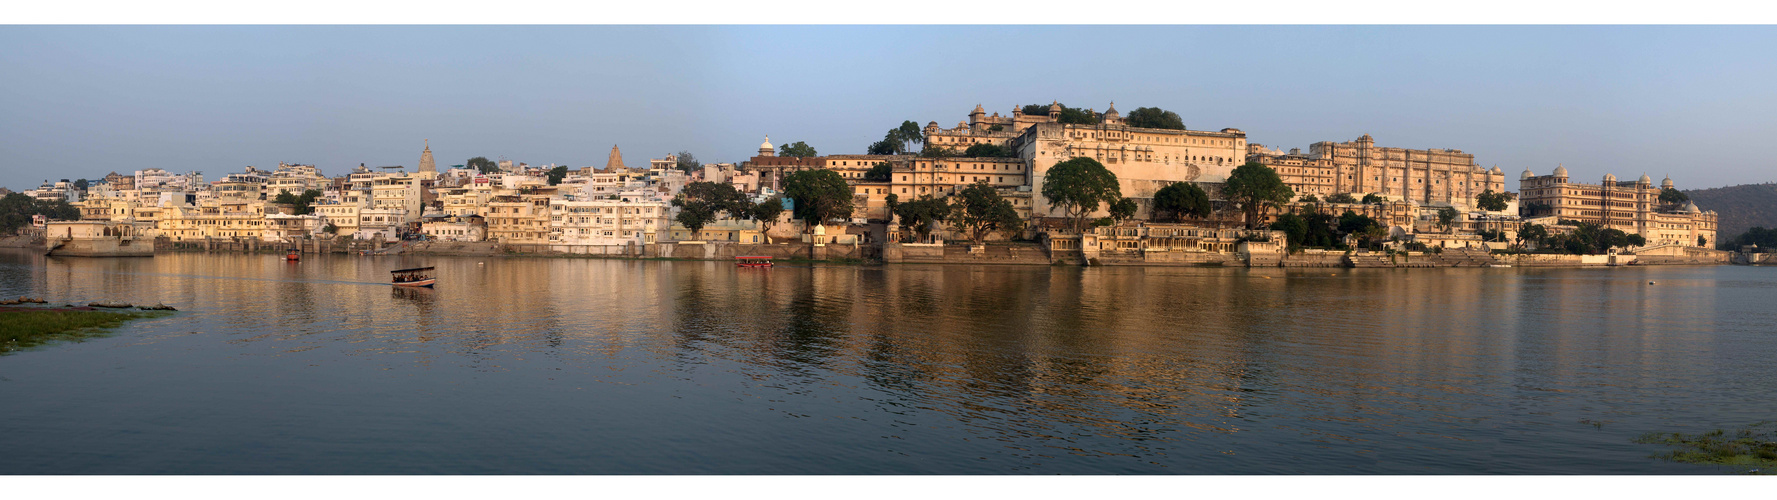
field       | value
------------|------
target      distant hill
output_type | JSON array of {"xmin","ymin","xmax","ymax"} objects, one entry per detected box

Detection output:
[{"xmin": 1686, "ymin": 183, "xmax": 1777, "ymax": 242}]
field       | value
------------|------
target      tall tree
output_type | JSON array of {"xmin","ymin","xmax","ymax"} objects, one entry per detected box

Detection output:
[
  {"xmin": 752, "ymin": 196, "xmax": 786, "ymax": 242},
  {"xmin": 1124, "ymin": 107, "xmax": 1185, "ymax": 130},
  {"xmin": 672, "ymin": 181, "xmax": 750, "ymax": 239},
  {"xmin": 546, "ymin": 166, "xmax": 569, "ymax": 186},
  {"xmin": 1055, "ymin": 105, "xmax": 1099, "ymax": 125},
  {"xmin": 272, "ymin": 189, "xmax": 323, "ymax": 215},
  {"xmin": 864, "ymin": 162, "xmax": 894, "ymax": 182},
  {"xmin": 1436, "ymin": 206, "xmax": 1461, "ymax": 232},
  {"xmin": 1476, "ymin": 190, "xmax": 1513, "ymax": 212},
  {"xmin": 466, "ymin": 156, "xmax": 498, "ymax": 174},
  {"xmin": 1659, "ymin": 187, "xmax": 1690, "ymax": 209},
  {"xmin": 893, "ymin": 195, "xmax": 949, "ymax": 243},
  {"xmin": 1106, "ymin": 198, "xmax": 1138, "ymax": 225},
  {"xmin": 1222, "ymin": 162, "xmax": 1295, "ymax": 229},
  {"xmin": 948, "ymin": 182, "xmax": 1025, "ymax": 245},
  {"xmin": 867, "ymin": 140, "xmax": 896, "ymax": 155},
  {"xmin": 1272, "ymin": 213, "xmax": 1309, "ymax": 247},
  {"xmin": 1152, "ymin": 182, "xmax": 1212, "ymax": 222},
  {"xmin": 894, "ymin": 120, "xmax": 923, "ymax": 152},
  {"xmin": 675, "ymin": 151, "xmax": 701, "ymax": 173},
  {"xmin": 779, "ymin": 141, "xmax": 818, "ymax": 158},
  {"xmin": 1041, "ymin": 157, "xmax": 1122, "ymax": 233},
  {"xmin": 963, "ymin": 143, "xmax": 1013, "ymax": 158},
  {"xmin": 781, "ymin": 169, "xmax": 853, "ymax": 229}
]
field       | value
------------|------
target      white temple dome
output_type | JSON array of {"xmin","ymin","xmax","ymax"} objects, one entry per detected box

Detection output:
[{"xmin": 1553, "ymin": 164, "xmax": 1569, "ymax": 177}]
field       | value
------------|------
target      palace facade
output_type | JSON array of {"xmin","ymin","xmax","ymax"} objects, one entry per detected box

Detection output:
[{"xmin": 1518, "ymin": 167, "xmax": 1717, "ymax": 247}]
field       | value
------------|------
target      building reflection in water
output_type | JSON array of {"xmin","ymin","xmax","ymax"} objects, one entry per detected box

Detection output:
[{"xmin": 0, "ymin": 248, "xmax": 1747, "ymax": 471}]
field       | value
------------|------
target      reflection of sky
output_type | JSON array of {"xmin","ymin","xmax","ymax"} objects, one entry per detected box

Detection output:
[
  {"xmin": 5, "ymin": 26, "xmax": 1777, "ymax": 191},
  {"xmin": 1, "ymin": 249, "xmax": 1773, "ymax": 473}
]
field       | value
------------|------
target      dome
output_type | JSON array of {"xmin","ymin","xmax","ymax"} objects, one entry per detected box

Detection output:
[
  {"xmin": 971, "ymin": 104, "xmax": 985, "ymax": 115},
  {"xmin": 1553, "ymin": 164, "xmax": 1569, "ymax": 177},
  {"xmin": 759, "ymin": 136, "xmax": 773, "ymax": 151},
  {"xmin": 1603, "ymin": 173, "xmax": 1616, "ymax": 183},
  {"xmin": 1489, "ymin": 166, "xmax": 1503, "ymax": 175},
  {"xmin": 1639, "ymin": 173, "xmax": 1652, "ymax": 184},
  {"xmin": 1048, "ymin": 101, "xmax": 1062, "ymax": 113},
  {"xmin": 1683, "ymin": 201, "xmax": 1701, "ymax": 213},
  {"xmin": 1104, "ymin": 101, "xmax": 1118, "ymax": 115},
  {"xmin": 1521, "ymin": 168, "xmax": 1535, "ymax": 180},
  {"xmin": 1662, "ymin": 175, "xmax": 1674, "ymax": 189}
]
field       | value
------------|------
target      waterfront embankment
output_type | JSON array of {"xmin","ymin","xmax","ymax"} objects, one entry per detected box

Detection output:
[{"xmin": 44, "ymin": 235, "xmax": 1745, "ymax": 267}]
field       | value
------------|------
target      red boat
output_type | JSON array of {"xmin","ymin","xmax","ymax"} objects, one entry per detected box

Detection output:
[
  {"xmin": 392, "ymin": 266, "xmax": 437, "ymax": 287},
  {"xmin": 285, "ymin": 248, "xmax": 300, "ymax": 261},
  {"xmin": 736, "ymin": 256, "xmax": 773, "ymax": 268}
]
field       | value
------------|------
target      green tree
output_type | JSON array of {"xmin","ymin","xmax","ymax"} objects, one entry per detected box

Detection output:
[
  {"xmin": 1699, "ymin": 235, "xmax": 1708, "ymax": 247},
  {"xmin": 1659, "ymin": 187, "xmax": 1690, "ymax": 208},
  {"xmin": 894, "ymin": 195, "xmax": 949, "ymax": 242},
  {"xmin": 675, "ymin": 151, "xmax": 701, "ymax": 173},
  {"xmin": 752, "ymin": 196, "xmax": 786, "ymax": 242},
  {"xmin": 673, "ymin": 181, "xmax": 752, "ymax": 239},
  {"xmin": 674, "ymin": 202, "xmax": 718, "ymax": 238},
  {"xmin": 1105, "ymin": 198, "xmax": 1138, "ymax": 225},
  {"xmin": 781, "ymin": 169, "xmax": 853, "ymax": 229},
  {"xmin": 1361, "ymin": 193, "xmax": 1389, "ymax": 205},
  {"xmin": 1298, "ymin": 194, "xmax": 1320, "ymax": 204},
  {"xmin": 466, "ymin": 156, "xmax": 498, "ymax": 174},
  {"xmin": 1124, "ymin": 107, "xmax": 1186, "ymax": 130},
  {"xmin": 864, "ymin": 162, "xmax": 893, "ymax": 182},
  {"xmin": 546, "ymin": 166, "xmax": 569, "ymax": 186},
  {"xmin": 322, "ymin": 223, "xmax": 338, "ymax": 234},
  {"xmin": 1627, "ymin": 234, "xmax": 1647, "ymax": 247},
  {"xmin": 919, "ymin": 146, "xmax": 959, "ymax": 158},
  {"xmin": 0, "ymin": 193, "xmax": 36, "ymax": 233},
  {"xmin": 73, "ymin": 179, "xmax": 89, "ymax": 191},
  {"xmin": 963, "ymin": 143, "xmax": 1013, "ymax": 158},
  {"xmin": 1222, "ymin": 162, "xmax": 1295, "ymax": 229},
  {"xmin": 948, "ymin": 182, "xmax": 1025, "ymax": 245},
  {"xmin": 894, "ymin": 120, "xmax": 923, "ymax": 152},
  {"xmin": 1152, "ymin": 181, "xmax": 1212, "ymax": 222},
  {"xmin": 1272, "ymin": 212, "xmax": 1309, "ymax": 247},
  {"xmin": 1725, "ymin": 227, "xmax": 1777, "ymax": 251},
  {"xmin": 1326, "ymin": 193, "xmax": 1358, "ymax": 204},
  {"xmin": 779, "ymin": 141, "xmax": 818, "ymax": 158},
  {"xmin": 1519, "ymin": 222, "xmax": 1549, "ymax": 248},
  {"xmin": 1435, "ymin": 206, "xmax": 1461, "ymax": 232},
  {"xmin": 1056, "ymin": 105, "xmax": 1099, "ymax": 125},
  {"xmin": 1021, "ymin": 104, "xmax": 1051, "ymax": 116},
  {"xmin": 1041, "ymin": 157, "xmax": 1122, "ymax": 233},
  {"xmin": 867, "ymin": 140, "xmax": 896, "ymax": 155},
  {"xmin": 272, "ymin": 189, "xmax": 323, "ymax": 215},
  {"xmin": 1476, "ymin": 190, "xmax": 1513, "ymax": 211}
]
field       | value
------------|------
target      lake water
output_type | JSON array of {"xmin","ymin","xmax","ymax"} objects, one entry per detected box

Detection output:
[{"xmin": 1, "ymin": 249, "xmax": 1773, "ymax": 474}]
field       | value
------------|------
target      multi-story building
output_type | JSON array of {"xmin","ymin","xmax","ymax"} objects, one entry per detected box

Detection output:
[
  {"xmin": 1246, "ymin": 145, "xmax": 1340, "ymax": 199},
  {"xmin": 1281, "ymin": 135, "xmax": 1506, "ymax": 209},
  {"xmin": 420, "ymin": 215, "xmax": 486, "ymax": 242},
  {"xmin": 549, "ymin": 198, "xmax": 670, "ymax": 246},
  {"xmin": 1518, "ymin": 167, "xmax": 1717, "ymax": 247},
  {"xmin": 1001, "ymin": 103, "xmax": 1248, "ymax": 219},
  {"xmin": 485, "ymin": 195, "xmax": 552, "ymax": 244},
  {"xmin": 266, "ymin": 162, "xmax": 328, "ymax": 196}
]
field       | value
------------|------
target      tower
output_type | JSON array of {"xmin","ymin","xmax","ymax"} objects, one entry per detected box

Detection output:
[
  {"xmin": 418, "ymin": 139, "xmax": 436, "ymax": 173},
  {"xmin": 607, "ymin": 145, "xmax": 626, "ymax": 171}
]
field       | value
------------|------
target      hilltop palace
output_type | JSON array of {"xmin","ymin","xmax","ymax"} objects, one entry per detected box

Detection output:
[{"xmin": 25, "ymin": 100, "xmax": 1718, "ymax": 257}]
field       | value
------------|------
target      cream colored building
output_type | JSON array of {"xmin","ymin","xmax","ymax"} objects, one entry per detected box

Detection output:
[
  {"xmin": 1003, "ymin": 104, "xmax": 1247, "ymax": 219},
  {"xmin": 485, "ymin": 195, "xmax": 552, "ymax": 244},
  {"xmin": 1285, "ymin": 135, "xmax": 1507, "ymax": 209},
  {"xmin": 1518, "ymin": 168, "xmax": 1717, "ymax": 247},
  {"xmin": 549, "ymin": 198, "xmax": 670, "ymax": 246}
]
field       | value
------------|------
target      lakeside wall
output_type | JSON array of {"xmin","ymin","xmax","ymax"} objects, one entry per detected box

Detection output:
[{"xmin": 6, "ymin": 234, "xmax": 1747, "ymax": 267}]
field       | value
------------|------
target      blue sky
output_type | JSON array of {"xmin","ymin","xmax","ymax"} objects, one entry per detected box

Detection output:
[{"xmin": 3, "ymin": 25, "xmax": 1774, "ymax": 191}]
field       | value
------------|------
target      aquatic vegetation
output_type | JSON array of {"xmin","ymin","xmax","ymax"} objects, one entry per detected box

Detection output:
[
  {"xmin": 1634, "ymin": 421, "xmax": 1777, "ymax": 474},
  {"xmin": 0, "ymin": 309, "xmax": 170, "ymax": 355}
]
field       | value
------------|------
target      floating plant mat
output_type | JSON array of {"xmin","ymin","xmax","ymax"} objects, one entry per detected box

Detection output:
[{"xmin": 1634, "ymin": 421, "xmax": 1777, "ymax": 474}]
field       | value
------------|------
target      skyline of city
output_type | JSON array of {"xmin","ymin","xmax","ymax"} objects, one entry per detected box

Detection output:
[{"xmin": 6, "ymin": 25, "xmax": 1777, "ymax": 191}]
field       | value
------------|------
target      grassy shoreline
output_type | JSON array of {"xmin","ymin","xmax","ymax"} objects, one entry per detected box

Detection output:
[{"xmin": 0, "ymin": 308, "xmax": 171, "ymax": 355}]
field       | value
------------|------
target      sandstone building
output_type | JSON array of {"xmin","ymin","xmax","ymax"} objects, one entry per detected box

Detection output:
[
  {"xmin": 1248, "ymin": 135, "xmax": 1506, "ymax": 209},
  {"xmin": 1518, "ymin": 167, "xmax": 1717, "ymax": 247}
]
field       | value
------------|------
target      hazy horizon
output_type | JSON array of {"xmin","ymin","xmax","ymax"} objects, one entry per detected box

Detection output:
[{"xmin": 4, "ymin": 25, "xmax": 1775, "ymax": 193}]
